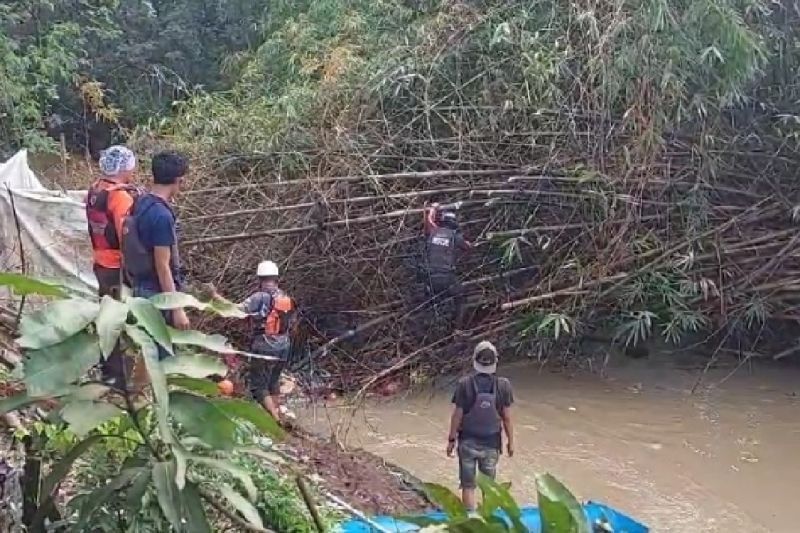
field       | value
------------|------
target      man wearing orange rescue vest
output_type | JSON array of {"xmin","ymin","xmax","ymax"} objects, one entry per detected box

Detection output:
[
  {"xmin": 85, "ymin": 145, "xmax": 139, "ymax": 385},
  {"xmin": 231, "ymin": 260, "xmax": 297, "ymax": 422}
]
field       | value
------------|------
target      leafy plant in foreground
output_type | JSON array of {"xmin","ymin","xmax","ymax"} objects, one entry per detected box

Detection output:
[
  {"xmin": 409, "ymin": 473, "xmax": 591, "ymax": 533},
  {"xmin": 0, "ymin": 273, "xmax": 283, "ymax": 532}
]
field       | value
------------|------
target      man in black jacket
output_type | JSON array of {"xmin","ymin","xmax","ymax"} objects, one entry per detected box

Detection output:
[{"xmin": 423, "ymin": 203, "xmax": 473, "ymax": 330}]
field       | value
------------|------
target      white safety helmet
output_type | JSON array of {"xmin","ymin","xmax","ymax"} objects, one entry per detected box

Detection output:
[{"xmin": 256, "ymin": 260, "xmax": 279, "ymax": 278}]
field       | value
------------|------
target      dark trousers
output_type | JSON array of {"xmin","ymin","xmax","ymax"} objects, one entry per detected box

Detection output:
[
  {"xmin": 94, "ymin": 265, "xmax": 130, "ymax": 385},
  {"xmin": 427, "ymin": 271, "xmax": 465, "ymax": 328},
  {"xmin": 248, "ymin": 335, "xmax": 290, "ymax": 401}
]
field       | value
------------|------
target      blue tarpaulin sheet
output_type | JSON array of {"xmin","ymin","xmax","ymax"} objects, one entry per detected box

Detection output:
[{"xmin": 338, "ymin": 501, "xmax": 648, "ymax": 532}]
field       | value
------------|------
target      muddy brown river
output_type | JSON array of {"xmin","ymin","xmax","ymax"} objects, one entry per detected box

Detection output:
[{"xmin": 300, "ymin": 358, "xmax": 800, "ymax": 532}]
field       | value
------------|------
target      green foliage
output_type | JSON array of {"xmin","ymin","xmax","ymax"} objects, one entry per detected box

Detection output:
[
  {"xmin": 60, "ymin": 399, "xmax": 122, "ymax": 437},
  {"xmin": 0, "ymin": 273, "xmax": 66, "ymax": 297},
  {"xmin": 169, "ymin": 391, "xmax": 239, "ymax": 450},
  {"xmin": 163, "ymin": 0, "xmax": 783, "ymax": 169},
  {"xmin": 0, "ymin": 0, "xmax": 270, "ymax": 154},
  {"xmin": 0, "ymin": 272, "xmax": 283, "ymax": 531},
  {"xmin": 150, "ymin": 292, "xmax": 246, "ymax": 319},
  {"xmin": 220, "ymin": 483, "xmax": 265, "ymax": 529},
  {"xmin": 615, "ymin": 269, "xmax": 711, "ymax": 347},
  {"xmin": 519, "ymin": 312, "xmax": 574, "ymax": 341},
  {"xmin": 234, "ymin": 453, "xmax": 335, "ymax": 533},
  {"xmin": 409, "ymin": 473, "xmax": 590, "ymax": 532},
  {"xmin": 23, "ymin": 332, "xmax": 102, "ymax": 397},
  {"xmin": 152, "ymin": 461, "xmax": 212, "ymax": 533},
  {"xmin": 17, "ymin": 299, "xmax": 100, "ymax": 350},
  {"xmin": 536, "ymin": 473, "xmax": 590, "ymax": 533},
  {"xmin": 423, "ymin": 483, "xmax": 468, "ymax": 520}
]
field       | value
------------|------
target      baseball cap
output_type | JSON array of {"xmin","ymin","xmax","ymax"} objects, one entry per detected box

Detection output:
[{"xmin": 473, "ymin": 340, "xmax": 498, "ymax": 374}]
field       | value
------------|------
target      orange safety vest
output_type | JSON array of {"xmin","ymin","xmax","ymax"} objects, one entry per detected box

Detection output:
[
  {"xmin": 85, "ymin": 179, "xmax": 138, "ymax": 269},
  {"xmin": 263, "ymin": 291, "xmax": 295, "ymax": 336}
]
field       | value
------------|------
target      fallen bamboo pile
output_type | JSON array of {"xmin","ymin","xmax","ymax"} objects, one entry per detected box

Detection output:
[{"xmin": 173, "ymin": 137, "xmax": 800, "ymax": 391}]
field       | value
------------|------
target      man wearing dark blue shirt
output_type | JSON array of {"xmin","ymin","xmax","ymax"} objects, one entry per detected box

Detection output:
[{"xmin": 127, "ymin": 151, "xmax": 190, "ymax": 330}]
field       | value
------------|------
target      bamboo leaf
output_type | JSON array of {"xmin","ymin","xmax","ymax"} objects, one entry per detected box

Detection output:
[
  {"xmin": 150, "ymin": 292, "xmax": 205, "ymax": 310},
  {"xmin": 0, "ymin": 383, "xmax": 102, "ymax": 415},
  {"xmin": 152, "ymin": 460, "xmax": 184, "ymax": 531},
  {"xmin": 182, "ymin": 481, "xmax": 212, "ymax": 533},
  {"xmin": 219, "ymin": 483, "xmax": 264, "ymax": 529},
  {"xmin": 0, "ymin": 392, "xmax": 38, "ymax": 415},
  {"xmin": 174, "ymin": 442, "xmax": 189, "ymax": 490},
  {"xmin": 0, "ymin": 272, "xmax": 66, "ymax": 297},
  {"xmin": 18, "ymin": 299, "xmax": 100, "ymax": 350},
  {"xmin": 95, "ymin": 296, "xmax": 130, "ymax": 358},
  {"xmin": 207, "ymin": 296, "xmax": 247, "ymax": 318},
  {"xmin": 125, "ymin": 468, "xmax": 152, "ymax": 511},
  {"xmin": 68, "ymin": 383, "xmax": 111, "ymax": 401},
  {"xmin": 23, "ymin": 332, "xmax": 101, "ymax": 397}
]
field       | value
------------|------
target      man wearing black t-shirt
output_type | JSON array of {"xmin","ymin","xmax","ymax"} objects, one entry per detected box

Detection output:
[{"xmin": 447, "ymin": 340, "xmax": 514, "ymax": 510}]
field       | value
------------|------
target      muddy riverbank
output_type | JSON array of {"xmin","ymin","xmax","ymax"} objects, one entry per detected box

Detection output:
[{"xmin": 299, "ymin": 355, "xmax": 800, "ymax": 532}]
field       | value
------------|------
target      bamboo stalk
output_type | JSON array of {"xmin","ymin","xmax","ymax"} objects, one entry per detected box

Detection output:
[
  {"xmin": 184, "ymin": 200, "xmax": 492, "ymax": 245},
  {"xmin": 501, "ymin": 273, "xmax": 628, "ymax": 310},
  {"xmin": 184, "ymin": 168, "xmax": 521, "ymax": 196},
  {"xmin": 486, "ymin": 215, "xmax": 665, "ymax": 239},
  {"xmin": 182, "ymin": 186, "xmax": 482, "ymax": 222}
]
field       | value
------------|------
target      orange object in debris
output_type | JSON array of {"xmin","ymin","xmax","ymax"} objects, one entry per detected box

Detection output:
[{"xmin": 217, "ymin": 379, "xmax": 235, "ymax": 396}]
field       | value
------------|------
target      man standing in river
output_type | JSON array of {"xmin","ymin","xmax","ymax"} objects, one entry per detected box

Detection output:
[{"xmin": 446, "ymin": 340, "xmax": 514, "ymax": 510}]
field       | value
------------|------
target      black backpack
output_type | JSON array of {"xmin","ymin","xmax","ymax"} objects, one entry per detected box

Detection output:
[{"xmin": 121, "ymin": 195, "xmax": 164, "ymax": 280}]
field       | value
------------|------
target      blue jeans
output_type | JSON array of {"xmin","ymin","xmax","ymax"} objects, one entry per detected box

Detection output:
[{"xmin": 133, "ymin": 285, "xmax": 173, "ymax": 360}]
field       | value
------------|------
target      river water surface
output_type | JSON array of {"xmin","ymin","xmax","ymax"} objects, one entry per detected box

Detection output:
[{"xmin": 301, "ymin": 358, "xmax": 799, "ymax": 531}]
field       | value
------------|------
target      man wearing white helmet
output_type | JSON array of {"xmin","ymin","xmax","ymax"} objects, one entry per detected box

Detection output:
[{"xmin": 232, "ymin": 260, "xmax": 296, "ymax": 422}]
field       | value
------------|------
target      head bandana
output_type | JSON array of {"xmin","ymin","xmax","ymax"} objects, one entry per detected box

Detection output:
[{"xmin": 99, "ymin": 145, "xmax": 136, "ymax": 177}]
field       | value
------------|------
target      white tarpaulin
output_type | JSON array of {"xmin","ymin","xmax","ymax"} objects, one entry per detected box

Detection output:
[{"xmin": 0, "ymin": 150, "xmax": 96, "ymax": 298}]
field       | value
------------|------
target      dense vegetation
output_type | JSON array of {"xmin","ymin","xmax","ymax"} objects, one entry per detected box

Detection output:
[
  {"xmin": 4, "ymin": 1, "xmax": 800, "ymax": 378},
  {"xmin": 0, "ymin": 0, "xmax": 267, "ymax": 156},
  {"xmin": 0, "ymin": 273, "xmax": 300, "ymax": 531},
  {"xmin": 2, "ymin": 2, "xmax": 799, "ymax": 529},
  {"xmin": 4, "ymin": 0, "xmax": 799, "ymax": 159}
]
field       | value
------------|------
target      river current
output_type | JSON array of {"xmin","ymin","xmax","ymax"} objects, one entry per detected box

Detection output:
[{"xmin": 301, "ymin": 357, "xmax": 799, "ymax": 531}]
